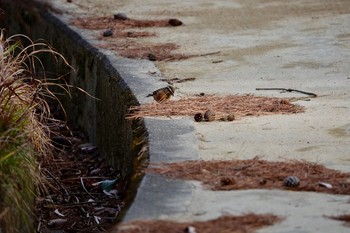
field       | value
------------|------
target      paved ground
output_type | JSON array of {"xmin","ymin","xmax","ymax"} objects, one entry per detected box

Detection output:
[{"xmin": 42, "ymin": 0, "xmax": 350, "ymax": 232}]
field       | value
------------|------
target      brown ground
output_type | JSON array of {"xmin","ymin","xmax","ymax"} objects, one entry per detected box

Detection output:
[
  {"xmin": 147, "ymin": 158, "xmax": 350, "ymax": 195},
  {"xmin": 37, "ymin": 124, "xmax": 126, "ymax": 232},
  {"xmin": 70, "ymin": 16, "xmax": 190, "ymax": 61},
  {"xmin": 115, "ymin": 214, "xmax": 280, "ymax": 233},
  {"xmin": 128, "ymin": 94, "xmax": 303, "ymax": 120}
]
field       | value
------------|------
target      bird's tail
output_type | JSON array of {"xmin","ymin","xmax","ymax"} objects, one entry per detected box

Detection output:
[{"xmin": 146, "ymin": 93, "xmax": 153, "ymax": 97}]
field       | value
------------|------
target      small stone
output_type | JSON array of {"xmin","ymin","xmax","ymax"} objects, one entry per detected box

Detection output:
[
  {"xmin": 199, "ymin": 92, "xmax": 205, "ymax": 96},
  {"xmin": 103, "ymin": 29, "xmax": 113, "ymax": 37},
  {"xmin": 283, "ymin": 176, "xmax": 300, "ymax": 187},
  {"xmin": 204, "ymin": 110, "xmax": 215, "ymax": 122},
  {"xmin": 147, "ymin": 53, "xmax": 157, "ymax": 61},
  {"xmin": 114, "ymin": 12, "xmax": 128, "ymax": 20},
  {"xmin": 168, "ymin": 18, "xmax": 183, "ymax": 26},
  {"xmin": 194, "ymin": 113, "xmax": 203, "ymax": 122},
  {"xmin": 227, "ymin": 114, "xmax": 235, "ymax": 121}
]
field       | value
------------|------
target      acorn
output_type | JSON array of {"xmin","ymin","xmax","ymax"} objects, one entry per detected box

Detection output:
[
  {"xmin": 168, "ymin": 18, "xmax": 183, "ymax": 26},
  {"xmin": 227, "ymin": 114, "xmax": 235, "ymax": 121},
  {"xmin": 103, "ymin": 29, "xmax": 113, "ymax": 37},
  {"xmin": 194, "ymin": 113, "xmax": 203, "ymax": 122},
  {"xmin": 114, "ymin": 12, "xmax": 128, "ymax": 20},
  {"xmin": 147, "ymin": 53, "xmax": 157, "ymax": 61},
  {"xmin": 283, "ymin": 176, "xmax": 300, "ymax": 187},
  {"xmin": 204, "ymin": 110, "xmax": 215, "ymax": 122}
]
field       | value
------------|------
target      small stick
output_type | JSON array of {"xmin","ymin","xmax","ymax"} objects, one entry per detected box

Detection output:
[
  {"xmin": 174, "ymin": 77, "xmax": 196, "ymax": 83},
  {"xmin": 62, "ymin": 176, "xmax": 114, "ymax": 180},
  {"xmin": 80, "ymin": 177, "xmax": 95, "ymax": 199},
  {"xmin": 45, "ymin": 169, "xmax": 69, "ymax": 196},
  {"xmin": 160, "ymin": 51, "xmax": 221, "ymax": 62},
  {"xmin": 197, "ymin": 51, "xmax": 221, "ymax": 57},
  {"xmin": 256, "ymin": 88, "xmax": 317, "ymax": 97}
]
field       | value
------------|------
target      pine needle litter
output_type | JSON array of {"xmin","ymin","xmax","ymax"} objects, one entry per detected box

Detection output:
[{"xmin": 128, "ymin": 94, "xmax": 304, "ymax": 120}]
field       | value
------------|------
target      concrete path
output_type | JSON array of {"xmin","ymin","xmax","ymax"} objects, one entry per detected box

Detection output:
[{"xmin": 42, "ymin": 0, "xmax": 350, "ymax": 232}]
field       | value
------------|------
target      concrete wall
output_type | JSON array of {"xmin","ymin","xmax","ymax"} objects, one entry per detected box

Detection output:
[{"xmin": 0, "ymin": 0, "xmax": 140, "ymax": 178}]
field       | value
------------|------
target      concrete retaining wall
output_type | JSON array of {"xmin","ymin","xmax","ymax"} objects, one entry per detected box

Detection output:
[{"xmin": 0, "ymin": 0, "xmax": 140, "ymax": 178}]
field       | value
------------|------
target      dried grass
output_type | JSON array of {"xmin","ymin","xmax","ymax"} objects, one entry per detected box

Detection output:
[
  {"xmin": 147, "ymin": 158, "xmax": 350, "ymax": 194},
  {"xmin": 128, "ymin": 95, "xmax": 303, "ymax": 120},
  {"xmin": 115, "ymin": 214, "xmax": 280, "ymax": 233},
  {"xmin": 0, "ymin": 31, "xmax": 72, "ymax": 232}
]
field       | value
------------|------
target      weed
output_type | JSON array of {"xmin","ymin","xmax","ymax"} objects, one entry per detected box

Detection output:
[{"xmin": 0, "ymin": 30, "xmax": 71, "ymax": 233}]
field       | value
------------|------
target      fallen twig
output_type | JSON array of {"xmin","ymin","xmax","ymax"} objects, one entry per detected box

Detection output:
[
  {"xmin": 80, "ymin": 177, "xmax": 95, "ymax": 199},
  {"xmin": 256, "ymin": 88, "xmax": 317, "ymax": 97},
  {"xmin": 45, "ymin": 169, "xmax": 69, "ymax": 196},
  {"xmin": 160, "ymin": 77, "xmax": 196, "ymax": 83},
  {"xmin": 197, "ymin": 51, "xmax": 221, "ymax": 57}
]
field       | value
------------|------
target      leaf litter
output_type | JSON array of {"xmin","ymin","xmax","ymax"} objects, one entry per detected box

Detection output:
[{"xmin": 37, "ymin": 124, "xmax": 126, "ymax": 232}]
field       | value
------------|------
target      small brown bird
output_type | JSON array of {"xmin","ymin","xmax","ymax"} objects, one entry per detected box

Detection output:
[
  {"xmin": 204, "ymin": 110, "xmax": 215, "ymax": 122},
  {"xmin": 146, "ymin": 85, "xmax": 175, "ymax": 103}
]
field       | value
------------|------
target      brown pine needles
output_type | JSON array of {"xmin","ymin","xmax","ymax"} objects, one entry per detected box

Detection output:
[
  {"xmin": 128, "ymin": 95, "xmax": 304, "ymax": 120},
  {"xmin": 147, "ymin": 158, "xmax": 350, "ymax": 195},
  {"xmin": 115, "ymin": 213, "xmax": 280, "ymax": 233}
]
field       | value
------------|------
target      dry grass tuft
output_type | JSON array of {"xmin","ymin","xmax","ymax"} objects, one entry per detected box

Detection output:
[
  {"xmin": 147, "ymin": 158, "xmax": 350, "ymax": 194},
  {"xmin": 128, "ymin": 95, "xmax": 303, "ymax": 120},
  {"xmin": 0, "ymin": 31, "xmax": 71, "ymax": 232}
]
